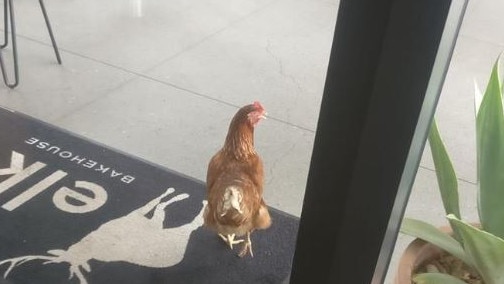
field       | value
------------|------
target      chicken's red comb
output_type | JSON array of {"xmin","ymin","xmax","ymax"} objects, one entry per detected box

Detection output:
[{"xmin": 253, "ymin": 101, "xmax": 264, "ymax": 111}]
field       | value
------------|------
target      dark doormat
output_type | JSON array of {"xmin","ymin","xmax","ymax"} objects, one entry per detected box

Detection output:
[{"xmin": 0, "ymin": 107, "xmax": 298, "ymax": 284}]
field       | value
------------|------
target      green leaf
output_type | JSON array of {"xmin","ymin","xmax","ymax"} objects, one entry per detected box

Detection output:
[
  {"xmin": 476, "ymin": 57, "xmax": 504, "ymax": 238},
  {"xmin": 413, "ymin": 273, "xmax": 468, "ymax": 284},
  {"xmin": 448, "ymin": 214, "xmax": 504, "ymax": 284},
  {"xmin": 400, "ymin": 218, "xmax": 471, "ymax": 266},
  {"xmin": 428, "ymin": 119, "xmax": 461, "ymax": 219}
]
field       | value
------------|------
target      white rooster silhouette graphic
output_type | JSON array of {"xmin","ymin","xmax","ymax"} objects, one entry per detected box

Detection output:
[{"xmin": 0, "ymin": 188, "xmax": 206, "ymax": 284}]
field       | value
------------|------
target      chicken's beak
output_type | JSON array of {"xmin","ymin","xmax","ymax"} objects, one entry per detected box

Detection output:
[{"xmin": 260, "ymin": 112, "xmax": 268, "ymax": 120}]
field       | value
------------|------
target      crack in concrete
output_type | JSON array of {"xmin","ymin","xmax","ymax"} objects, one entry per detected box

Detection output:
[{"xmin": 265, "ymin": 39, "xmax": 304, "ymax": 95}]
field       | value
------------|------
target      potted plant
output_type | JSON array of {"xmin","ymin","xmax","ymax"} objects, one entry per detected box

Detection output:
[{"xmin": 396, "ymin": 56, "xmax": 504, "ymax": 284}]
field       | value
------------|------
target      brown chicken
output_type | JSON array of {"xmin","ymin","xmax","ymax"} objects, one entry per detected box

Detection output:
[{"xmin": 204, "ymin": 101, "xmax": 271, "ymax": 257}]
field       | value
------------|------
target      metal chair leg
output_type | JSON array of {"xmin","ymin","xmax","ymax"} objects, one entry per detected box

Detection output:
[
  {"xmin": 0, "ymin": 0, "xmax": 8, "ymax": 49},
  {"xmin": 39, "ymin": 0, "xmax": 61, "ymax": 64},
  {"xmin": 0, "ymin": 0, "xmax": 19, "ymax": 88},
  {"xmin": 0, "ymin": 0, "xmax": 61, "ymax": 88}
]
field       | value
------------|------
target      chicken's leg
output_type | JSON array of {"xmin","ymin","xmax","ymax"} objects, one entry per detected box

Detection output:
[
  {"xmin": 219, "ymin": 233, "xmax": 244, "ymax": 249},
  {"xmin": 238, "ymin": 231, "xmax": 253, "ymax": 258}
]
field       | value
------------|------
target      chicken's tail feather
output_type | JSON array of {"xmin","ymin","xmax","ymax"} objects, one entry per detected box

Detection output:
[
  {"xmin": 254, "ymin": 203, "xmax": 271, "ymax": 229},
  {"xmin": 220, "ymin": 186, "xmax": 243, "ymax": 217}
]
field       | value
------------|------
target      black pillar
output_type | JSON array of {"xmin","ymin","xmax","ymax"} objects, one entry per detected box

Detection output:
[{"xmin": 290, "ymin": 0, "xmax": 467, "ymax": 283}]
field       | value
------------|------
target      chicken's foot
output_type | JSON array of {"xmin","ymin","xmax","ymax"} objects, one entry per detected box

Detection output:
[
  {"xmin": 219, "ymin": 233, "xmax": 244, "ymax": 250},
  {"xmin": 238, "ymin": 232, "xmax": 253, "ymax": 258}
]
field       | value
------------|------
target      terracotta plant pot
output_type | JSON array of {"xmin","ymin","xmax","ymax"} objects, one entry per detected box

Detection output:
[
  {"xmin": 394, "ymin": 238, "xmax": 444, "ymax": 284},
  {"xmin": 394, "ymin": 224, "xmax": 481, "ymax": 284}
]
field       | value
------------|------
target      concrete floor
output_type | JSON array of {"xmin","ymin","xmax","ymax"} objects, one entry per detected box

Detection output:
[{"xmin": 0, "ymin": 0, "xmax": 502, "ymax": 282}]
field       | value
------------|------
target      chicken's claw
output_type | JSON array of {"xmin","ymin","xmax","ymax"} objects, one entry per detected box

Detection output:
[
  {"xmin": 238, "ymin": 232, "xmax": 253, "ymax": 258},
  {"xmin": 219, "ymin": 233, "xmax": 244, "ymax": 250}
]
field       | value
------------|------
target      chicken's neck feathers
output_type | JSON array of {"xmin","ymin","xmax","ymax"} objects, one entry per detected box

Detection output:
[{"xmin": 223, "ymin": 120, "xmax": 256, "ymax": 160}]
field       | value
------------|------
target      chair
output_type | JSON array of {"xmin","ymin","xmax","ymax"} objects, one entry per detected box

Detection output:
[{"xmin": 0, "ymin": 0, "xmax": 62, "ymax": 88}]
